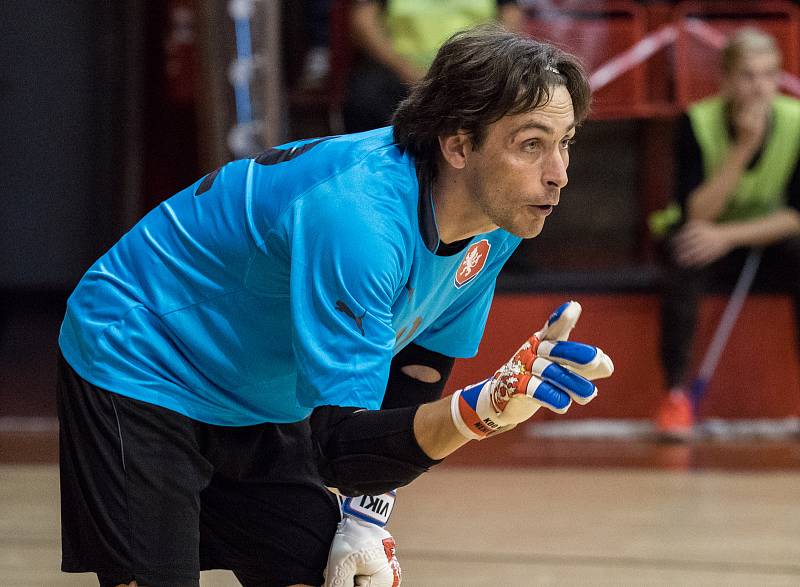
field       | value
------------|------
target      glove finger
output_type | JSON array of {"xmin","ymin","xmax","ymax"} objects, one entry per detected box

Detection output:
[
  {"xmin": 535, "ymin": 300, "xmax": 582, "ymax": 342},
  {"xmin": 497, "ymin": 394, "xmax": 541, "ymax": 424},
  {"xmin": 325, "ymin": 559, "xmax": 357, "ymax": 587},
  {"xmin": 351, "ymin": 549, "xmax": 398, "ymax": 584},
  {"xmin": 531, "ymin": 358, "xmax": 597, "ymax": 405},
  {"xmin": 537, "ymin": 340, "xmax": 614, "ymax": 379},
  {"xmin": 355, "ymin": 564, "xmax": 398, "ymax": 587},
  {"xmin": 525, "ymin": 377, "xmax": 572, "ymax": 414}
]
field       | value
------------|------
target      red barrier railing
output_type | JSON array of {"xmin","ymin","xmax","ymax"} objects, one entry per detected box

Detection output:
[{"xmin": 523, "ymin": 0, "xmax": 800, "ymax": 118}]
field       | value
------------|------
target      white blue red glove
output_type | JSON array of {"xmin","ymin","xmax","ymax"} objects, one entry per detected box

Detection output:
[
  {"xmin": 451, "ymin": 301, "xmax": 614, "ymax": 440},
  {"xmin": 324, "ymin": 491, "xmax": 401, "ymax": 587}
]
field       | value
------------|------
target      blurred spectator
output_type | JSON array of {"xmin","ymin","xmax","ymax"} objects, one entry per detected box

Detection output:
[
  {"xmin": 651, "ymin": 29, "xmax": 800, "ymax": 438},
  {"xmin": 343, "ymin": 0, "xmax": 523, "ymax": 132}
]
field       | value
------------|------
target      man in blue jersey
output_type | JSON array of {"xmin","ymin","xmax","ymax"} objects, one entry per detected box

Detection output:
[{"xmin": 57, "ymin": 25, "xmax": 613, "ymax": 587}]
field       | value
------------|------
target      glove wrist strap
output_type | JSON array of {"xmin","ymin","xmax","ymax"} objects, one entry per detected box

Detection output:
[
  {"xmin": 341, "ymin": 490, "xmax": 397, "ymax": 527},
  {"xmin": 450, "ymin": 379, "xmax": 493, "ymax": 440}
]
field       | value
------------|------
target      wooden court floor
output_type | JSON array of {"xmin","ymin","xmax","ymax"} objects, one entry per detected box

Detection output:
[{"xmin": 3, "ymin": 438, "xmax": 800, "ymax": 586}]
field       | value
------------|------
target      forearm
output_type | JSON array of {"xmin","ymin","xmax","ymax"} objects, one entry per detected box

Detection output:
[
  {"xmin": 686, "ymin": 145, "xmax": 756, "ymax": 221},
  {"xmin": 499, "ymin": 4, "xmax": 524, "ymax": 33},
  {"xmin": 350, "ymin": 2, "xmax": 421, "ymax": 82},
  {"xmin": 719, "ymin": 208, "xmax": 800, "ymax": 247},
  {"xmin": 413, "ymin": 396, "xmax": 471, "ymax": 460}
]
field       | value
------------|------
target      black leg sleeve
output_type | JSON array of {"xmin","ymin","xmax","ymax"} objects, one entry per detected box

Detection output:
[
  {"xmin": 382, "ymin": 343, "xmax": 455, "ymax": 409},
  {"xmin": 659, "ymin": 235, "xmax": 711, "ymax": 387},
  {"xmin": 310, "ymin": 344, "xmax": 455, "ymax": 496},
  {"xmin": 310, "ymin": 405, "xmax": 442, "ymax": 497}
]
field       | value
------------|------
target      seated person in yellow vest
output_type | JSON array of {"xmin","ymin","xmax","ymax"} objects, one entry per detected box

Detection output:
[
  {"xmin": 343, "ymin": 0, "xmax": 523, "ymax": 132},
  {"xmin": 650, "ymin": 28, "xmax": 800, "ymax": 439}
]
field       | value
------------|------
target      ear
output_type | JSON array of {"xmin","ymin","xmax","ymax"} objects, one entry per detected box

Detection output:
[{"xmin": 438, "ymin": 132, "xmax": 471, "ymax": 170}]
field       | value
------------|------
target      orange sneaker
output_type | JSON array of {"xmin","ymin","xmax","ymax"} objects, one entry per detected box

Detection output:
[{"xmin": 655, "ymin": 389, "xmax": 694, "ymax": 441}]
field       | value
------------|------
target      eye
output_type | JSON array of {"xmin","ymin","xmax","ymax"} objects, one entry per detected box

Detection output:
[
  {"xmin": 560, "ymin": 137, "xmax": 576, "ymax": 150},
  {"xmin": 523, "ymin": 139, "xmax": 542, "ymax": 151}
]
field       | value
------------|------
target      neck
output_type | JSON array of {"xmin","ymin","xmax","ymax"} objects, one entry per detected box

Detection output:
[{"xmin": 432, "ymin": 168, "xmax": 495, "ymax": 244}]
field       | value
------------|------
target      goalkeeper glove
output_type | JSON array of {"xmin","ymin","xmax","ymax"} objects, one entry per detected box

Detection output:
[
  {"xmin": 324, "ymin": 491, "xmax": 401, "ymax": 587},
  {"xmin": 451, "ymin": 301, "xmax": 613, "ymax": 440}
]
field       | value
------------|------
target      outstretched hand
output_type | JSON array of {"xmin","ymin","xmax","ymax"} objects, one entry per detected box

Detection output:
[{"xmin": 450, "ymin": 301, "xmax": 614, "ymax": 440}]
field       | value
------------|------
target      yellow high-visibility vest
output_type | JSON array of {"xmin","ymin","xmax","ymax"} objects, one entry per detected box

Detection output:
[
  {"xmin": 385, "ymin": 0, "xmax": 497, "ymax": 69},
  {"xmin": 649, "ymin": 94, "xmax": 800, "ymax": 235}
]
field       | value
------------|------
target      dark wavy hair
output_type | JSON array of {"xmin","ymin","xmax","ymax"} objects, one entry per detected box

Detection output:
[{"xmin": 392, "ymin": 24, "xmax": 590, "ymax": 181}]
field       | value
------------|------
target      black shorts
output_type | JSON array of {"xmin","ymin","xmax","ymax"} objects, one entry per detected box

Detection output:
[{"xmin": 57, "ymin": 353, "xmax": 340, "ymax": 587}]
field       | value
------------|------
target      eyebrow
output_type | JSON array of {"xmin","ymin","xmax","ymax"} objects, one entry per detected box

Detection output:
[{"xmin": 510, "ymin": 120, "xmax": 576, "ymax": 141}]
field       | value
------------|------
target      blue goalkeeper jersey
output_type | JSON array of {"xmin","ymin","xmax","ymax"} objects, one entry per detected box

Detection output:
[{"xmin": 59, "ymin": 127, "xmax": 521, "ymax": 425}]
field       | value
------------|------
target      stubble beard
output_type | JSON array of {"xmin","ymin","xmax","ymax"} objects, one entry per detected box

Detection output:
[{"xmin": 481, "ymin": 190, "xmax": 547, "ymax": 239}]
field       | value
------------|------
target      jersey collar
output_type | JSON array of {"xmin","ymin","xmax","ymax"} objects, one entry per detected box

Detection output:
[{"xmin": 417, "ymin": 169, "xmax": 471, "ymax": 256}]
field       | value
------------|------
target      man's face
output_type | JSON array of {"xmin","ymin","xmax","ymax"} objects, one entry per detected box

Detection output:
[
  {"xmin": 726, "ymin": 51, "xmax": 781, "ymax": 107},
  {"xmin": 462, "ymin": 84, "xmax": 575, "ymax": 239}
]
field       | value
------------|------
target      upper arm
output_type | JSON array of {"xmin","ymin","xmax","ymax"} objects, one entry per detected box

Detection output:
[
  {"xmin": 350, "ymin": 0, "xmax": 384, "ymax": 48},
  {"xmin": 284, "ymin": 189, "xmax": 405, "ymax": 410},
  {"xmin": 383, "ymin": 343, "xmax": 455, "ymax": 409},
  {"xmin": 498, "ymin": 1, "xmax": 524, "ymax": 33}
]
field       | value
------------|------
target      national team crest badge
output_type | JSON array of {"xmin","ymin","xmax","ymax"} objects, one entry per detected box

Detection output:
[{"xmin": 454, "ymin": 239, "xmax": 491, "ymax": 288}]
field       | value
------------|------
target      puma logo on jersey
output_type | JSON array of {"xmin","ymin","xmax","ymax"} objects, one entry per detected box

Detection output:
[
  {"xmin": 395, "ymin": 316, "xmax": 423, "ymax": 349},
  {"xmin": 335, "ymin": 300, "xmax": 366, "ymax": 336},
  {"xmin": 454, "ymin": 239, "xmax": 491, "ymax": 288}
]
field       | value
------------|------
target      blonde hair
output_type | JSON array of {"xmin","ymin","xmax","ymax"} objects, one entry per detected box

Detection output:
[{"xmin": 721, "ymin": 28, "xmax": 781, "ymax": 74}]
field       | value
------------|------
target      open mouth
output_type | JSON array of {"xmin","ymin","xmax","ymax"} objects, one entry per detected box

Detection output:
[{"xmin": 533, "ymin": 205, "xmax": 554, "ymax": 215}]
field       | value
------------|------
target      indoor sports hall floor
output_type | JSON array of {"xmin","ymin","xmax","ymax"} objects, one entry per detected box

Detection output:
[
  {"xmin": 2, "ymin": 295, "xmax": 800, "ymax": 585},
  {"xmin": 3, "ymin": 434, "xmax": 800, "ymax": 586}
]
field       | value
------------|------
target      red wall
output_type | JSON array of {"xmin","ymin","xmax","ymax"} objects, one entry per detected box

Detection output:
[{"xmin": 446, "ymin": 294, "xmax": 800, "ymax": 420}]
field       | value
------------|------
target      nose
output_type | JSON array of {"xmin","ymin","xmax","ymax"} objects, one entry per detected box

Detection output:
[{"xmin": 543, "ymin": 148, "xmax": 568, "ymax": 190}]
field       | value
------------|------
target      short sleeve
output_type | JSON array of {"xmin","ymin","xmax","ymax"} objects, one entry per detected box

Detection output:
[{"xmin": 283, "ymin": 188, "xmax": 406, "ymax": 411}]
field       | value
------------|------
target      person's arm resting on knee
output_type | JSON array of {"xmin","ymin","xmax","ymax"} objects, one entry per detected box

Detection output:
[
  {"xmin": 316, "ymin": 302, "xmax": 613, "ymax": 586},
  {"xmin": 319, "ymin": 343, "xmax": 454, "ymax": 586}
]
